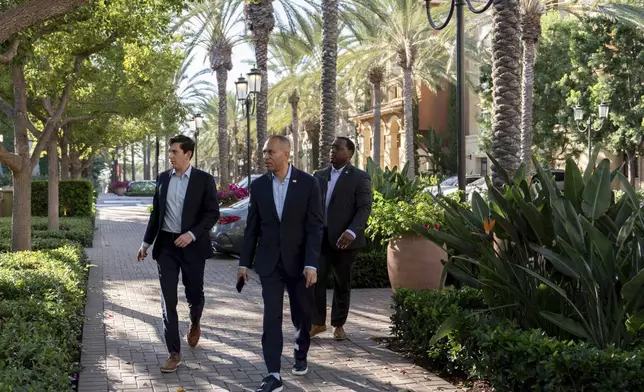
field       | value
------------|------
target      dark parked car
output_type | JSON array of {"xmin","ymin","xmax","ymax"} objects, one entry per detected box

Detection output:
[{"xmin": 210, "ymin": 197, "xmax": 248, "ymax": 255}]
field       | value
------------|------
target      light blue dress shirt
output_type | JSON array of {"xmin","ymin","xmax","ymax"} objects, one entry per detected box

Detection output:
[
  {"xmin": 142, "ymin": 166, "xmax": 195, "ymax": 248},
  {"xmin": 272, "ymin": 164, "xmax": 292, "ymax": 221}
]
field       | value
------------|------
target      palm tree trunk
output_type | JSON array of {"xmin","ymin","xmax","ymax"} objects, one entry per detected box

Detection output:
[
  {"xmin": 130, "ymin": 144, "xmax": 135, "ymax": 181},
  {"xmin": 372, "ymin": 81, "xmax": 382, "ymax": 167},
  {"xmin": 245, "ymin": 0, "xmax": 275, "ymax": 173},
  {"xmin": 520, "ymin": 39, "xmax": 536, "ymax": 166},
  {"xmin": 216, "ymin": 68, "xmax": 230, "ymax": 187},
  {"xmin": 289, "ymin": 90, "xmax": 299, "ymax": 167},
  {"xmin": 402, "ymin": 66, "xmax": 415, "ymax": 178},
  {"xmin": 318, "ymin": 0, "xmax": 340, "ymax": 169},
  {"xmin": 491, "ymin": 0, "xmax": 522, "ymax": 186}
]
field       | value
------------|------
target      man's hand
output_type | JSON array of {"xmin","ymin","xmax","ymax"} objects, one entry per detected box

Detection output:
[
  {"xmin": 304, "ymin": 268, "xmax": 317, "ymax": 288},
  {"xmin": 174, "ymin": 233, "xmax": 194, "ymax": 248},
  {"xmin": 336, "ymin": 231, "xmax": 355, "ymax": 249},
  {"xmin": 137, "ymin": 246, "xmax": 148, "ymax": 262},
  {"xmin": 237, "ymin": 267, "xmax": 249, "ymax": 282}
]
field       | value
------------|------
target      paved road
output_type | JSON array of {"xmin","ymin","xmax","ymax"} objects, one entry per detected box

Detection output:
[
  {"xmin": 78, "ymin": 204, "xmax": 459, "ymax": 391},
  {"xmin": 96, "ymin": 194, "xmax": 153, "ymax": 208}
]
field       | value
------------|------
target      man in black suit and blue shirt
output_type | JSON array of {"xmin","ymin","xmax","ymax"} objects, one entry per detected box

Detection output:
[
  {"xmin": 238, "ymin": 135, "xmax": 323, "ymax": 392},
  {"xmin": 311, "ymin": 137, "xmax": 372, "ymax": 340},
  {"xmin": 137, "ymin": 135, "xmax": 220, "ymax": 373}
]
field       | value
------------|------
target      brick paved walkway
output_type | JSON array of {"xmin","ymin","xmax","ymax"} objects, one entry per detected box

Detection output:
[{"xmin": 79, "ymin": 205, "xmax": 459, "ymax": 392}]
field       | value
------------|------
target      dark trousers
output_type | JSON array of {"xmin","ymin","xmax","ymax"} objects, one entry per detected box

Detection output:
[
  {"xmin": 260, "ymin": 260, "xmax": 314, "ymax": 373},
  {"xmin": 313, "ymin": 229, "xmax": 358, "ymax": 327},
  {"xmin": 156, "ymin": 231, "xmax": 205, "ymax": 354}
]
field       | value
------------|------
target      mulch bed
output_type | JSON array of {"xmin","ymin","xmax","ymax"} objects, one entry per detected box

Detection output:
[{"xmin": 370, "ymin": 337, "xmax": 494, "ymax": 392}]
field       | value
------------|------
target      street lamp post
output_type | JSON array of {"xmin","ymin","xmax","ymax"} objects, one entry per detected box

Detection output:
[
  {"xmin": 425, "ymin": 0, "xmax": 493, "ymax": 198},
  {"xmin": 235, "ymin": 66, "xmax": 262, "ymax": 190},
  {"xmin": 193, "ymin": 113, "xmax": 203, "ymax": 169},
  {"xmin": 573, "ymin": 101, "xmax": 610, "ymax": 158}
]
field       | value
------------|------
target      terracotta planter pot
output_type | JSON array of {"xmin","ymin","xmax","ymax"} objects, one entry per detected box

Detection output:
[{"xmin": 387, "ymin": 234, "xmax": 447, "ymax": 290}]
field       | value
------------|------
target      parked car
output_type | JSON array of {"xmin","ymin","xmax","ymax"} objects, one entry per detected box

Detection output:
[
  {"xmin": 210, "ymin": 197, "xmax": 248, "ymax": 255},
  {"xmin": 466, "ymin": 169, "xmax": 565, "ymax": 202},
  {"xmin": 125, "ymin": 180, "xmax": 156, "ymax": 195},
  {"xmin": 235, "ymin": 174, "xmax": 263, "ymax": 190},
  {"xmin": 425, "ymin": 175, "xmax": 482, "ymax": 196}
]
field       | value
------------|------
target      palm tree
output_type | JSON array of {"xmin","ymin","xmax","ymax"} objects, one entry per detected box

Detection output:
[
  {"xmin": 367, "ymin": 65, "xmax": 385, "ymax": 167},
  {"xmin": 344, "ymin": 0, "xmax": 455, "ymax": 178},
  {"xmin": 181, "ymin": 0, "xmax": 245, "ymax": 187},
  {"xmin": 491, "ymin": 0, "xmax": 522, "ymax": 185},
  {"xmin": 519, "ymin": 0, "xmax": 544, "ymax": 165},
  {"xmin": 319, "ymin": 0, "xmax": 340, "ymax": 168},
  {"xmin": 244, "ymin": 0, "xmax": 312, "ymax": 171}
]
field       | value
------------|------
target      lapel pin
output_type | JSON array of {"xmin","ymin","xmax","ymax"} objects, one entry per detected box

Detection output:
[{"xmin": 293, "ymin": 180, "xmax": 297, "ymax": 183}]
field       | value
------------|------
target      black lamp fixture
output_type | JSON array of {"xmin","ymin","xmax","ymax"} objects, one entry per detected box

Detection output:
[{"xmin": 235, "ymin": 66, "xmax": 262, "ymax": 190}]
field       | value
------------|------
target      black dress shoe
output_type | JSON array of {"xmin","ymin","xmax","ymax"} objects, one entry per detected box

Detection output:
[
  {"xmin": 255, "ymin": 375, "xmax": 283, "ymax": 392},
  {"xmin": 292, "ymin": 358, "xmax": 308, "ymax": 375}
]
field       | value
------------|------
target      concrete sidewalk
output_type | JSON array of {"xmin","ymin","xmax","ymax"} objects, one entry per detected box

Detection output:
[{"xmin": 78, "ymin": 205, "xmax": 459, "ymax": 391}]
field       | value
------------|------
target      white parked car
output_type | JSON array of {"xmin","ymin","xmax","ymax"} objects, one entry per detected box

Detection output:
[{"xmin": 426, "ymin": 175, "xmax": 483, "ymax": 196}]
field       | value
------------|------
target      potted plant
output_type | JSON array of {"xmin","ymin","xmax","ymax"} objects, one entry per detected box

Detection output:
[
  {"xmin": 365, "ymin": 158, "xmax": 453, "ymax": 290},
  {"xmin": 110, "ymin": 180, "xmax": 129, "ymax": 196},
  {"xmin": 217, "ymin": 184, "xmax": 249, "ymax": 207}
]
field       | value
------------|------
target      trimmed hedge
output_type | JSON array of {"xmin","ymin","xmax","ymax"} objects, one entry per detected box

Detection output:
[
  {"xmin": 325, "ymin": 249, "xmax": 390, "ymax": 289},
  {"xmin": 32, "ymin": 180, "xmax": 96, "ymax": 217},
  {"xmin": 392, "ymin": 288, "xmax": 644, "ymax": 391},
  {"xmin": 0, "ymin": 244, "xmax": 88, "ymax": 390},
  {"xmin": 0, "ymin": 217, "xmax": 94, "ymax": 248}
]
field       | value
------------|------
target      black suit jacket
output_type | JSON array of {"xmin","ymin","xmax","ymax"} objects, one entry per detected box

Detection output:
[
  {"xmin": 314, "ymin": 164, "xmax": 372, "ymax": 250},
  {"xmin": 144, "ymin": 167, "xmax": 220, "ymax": 261},
  {"xmin": 239, "ymin": 166, "xmax": 324, "ymax": 278}
]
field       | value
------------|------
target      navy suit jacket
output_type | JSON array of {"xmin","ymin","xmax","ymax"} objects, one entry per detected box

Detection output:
[
  {"xmin": 143, "ymin": 168, "xmax": 220, "ymax": 261},
  {"xmin": 239, "ymin": 166, "xmax": 324, "ymax": 278}
]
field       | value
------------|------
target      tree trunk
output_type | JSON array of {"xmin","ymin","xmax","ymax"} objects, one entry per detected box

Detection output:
[
  {"xmin": 70, "ymin": 150, "xmax": 82, "ymax": 179},
  {"xmin": 520, "ymin": 14, "xmax": 541, "ymax": 166},
  {"xmin": 0, "ymin": 0, "xmax": 90, "ymax": 46},
  {"xmin": 47, "ymin": 131, "xmax": 59, "ymax": 230},
  {"xmin": 130, "ymin": 144, "xmax": 136, "ymax": 181},
  {"xmin": 627, "ymin": 150, "xmax": 637, "ymax": 186},
  {"xmin": 491, "ymin": 0, "xmax": 522, "ymax": 186},
  {"xmin": 289, "ymin": 90, "xmax": 299, "ymax": 167},
  {"xmin": 305, "ymin": 119, "xmax": 321, "ymax": 171},
  {"xmin": 154, "ymin": 135, "xmax": 160, "ymax": 177},
  {"xmin": 12, "ymin": 167, "xmax": 31, "ymax": 250},
  {"xmin": 318, "ymin": 0, "xmax": 340, "ymax": 168},
  {"xmin": 372, "ymin": 81, "xmax": 382, "ymax": 167},
  {"xmin": 402, "ymin": 66, "xmax": 415, "ymax": 178},
  {"xmin": 122, "ymin": 147, "xmax": 128, "ymax": 181},
  {"xmin": 59, "ymin": 125, "xmax": 70, "ymax": 179},
  {"xmin": 245, "ymin": 0, "xmax": 274, "ymax": 173},
  {"xmin": 143, "ymin": 136, "xmax": 151, "ymax": 180},
  {"xmin": 216, "ymin": 68, "xmax": 231, "ymax": 187}
]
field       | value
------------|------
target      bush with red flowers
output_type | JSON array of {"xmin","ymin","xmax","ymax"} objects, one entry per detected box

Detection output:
[{"xmin": 217, "ymin": 184, "xmax": 249, "ymax": 205}]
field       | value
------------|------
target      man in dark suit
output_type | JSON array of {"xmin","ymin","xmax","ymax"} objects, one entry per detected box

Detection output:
[
  {"xmin": 311, "ymin": 137, "xmax": 372, "ymax": 341},
  {"xmin": 137, "ymin": 134, "xmax": 219, "ymax": 373},
  {"xmin": 238, "ymin": 135, "xmax": 323, "ymax": 392}
]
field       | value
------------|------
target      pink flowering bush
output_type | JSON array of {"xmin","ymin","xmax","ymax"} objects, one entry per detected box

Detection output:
[{"xmin": 218, "ymin": 184, "xmax": 249, "ymax": 204}]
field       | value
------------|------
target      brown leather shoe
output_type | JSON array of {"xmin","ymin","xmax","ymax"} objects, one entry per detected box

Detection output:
[
  {"xmin": 187, "ymin": 323, "xmax": 201, "ymax": 347},
  {"xmin": 333, "ymin": 326, "xmax": 346, "ymax": 341},
  {"xmin": 160, "ymin": 353, "xmax": 181, "ymax": 373},
  {"xmin": 310, "ymin": 324, "xmax": 327, "ymax": 337}
]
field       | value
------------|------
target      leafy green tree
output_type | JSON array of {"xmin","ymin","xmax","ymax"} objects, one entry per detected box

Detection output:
[{"xmin": 568, "ymin": 15, "xmax": 644, "ymax": 183}]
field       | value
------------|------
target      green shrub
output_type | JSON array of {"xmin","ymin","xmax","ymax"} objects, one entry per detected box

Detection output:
[
  {"xmin": 0, "ymin": 217, "xmax": 94, "ymax": 248},
  {"xmin": 392, "ymin": 288, "xmax": 644, "ymax": 391},
  {"xmin": 325, "ymin": 249, "xmax": 390, "ymax": 289},
  {"xmin": 0, "ymin": 245, "xmax": 87, "ymax": 390},
  {"xmin": 419, "ymin": 155, "xmax": 644, "ymax": 349},
  {"xmin": 32, "ymin": 180, "xmax": 96, "ymax": 217}
]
